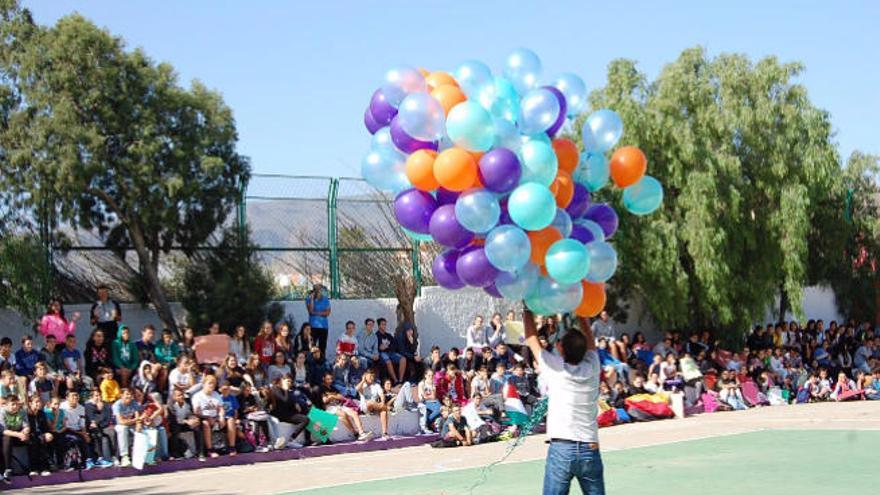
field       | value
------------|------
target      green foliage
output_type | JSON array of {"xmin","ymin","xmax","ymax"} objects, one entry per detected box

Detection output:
[
  {"xmin": 576, "ymin": 47, "xmax": 844, "ymax": 339},
  {"xmin": 0, "ymin": 2, "xmax": 249, "ymax": 330},
  {"xmin": 0, "ymin": 233, "xmax": 52, "ymax": 327},
  {"xmin": 178, "ymin": 227, "xmax": 275, "ymax": 336}
]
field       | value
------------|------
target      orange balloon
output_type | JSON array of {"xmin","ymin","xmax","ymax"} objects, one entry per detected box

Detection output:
[
  {"xmin": 431, "ymin": 85, "xmax": 467, "ymax": 115},
  {"xmin": 609, "ymin": 146, "xmax": 647, "ymax": 188},
  {"xmin": 418, "ymin": 68, "xmax": 430, "ymax": 78},
  {"xmin": 527, "ymin": 227, "xmax": 563, "ymax": 266},
  {"xmin": 552, "ymin": 139, "xmax": 579, "ymax": 174},
  {"xmin": 548, "ymin": 179, "xmax": 560, "ymax": 195},
  {"xmin": 426, "ymin": 71, "xmax": 459, "ymax": 90},
  {"xmin": 575, "ymin": 282, "xmax": 606, "ymax": 317},
  {"xmin": 433, "ymin": 148, "xmax": 477, "ymax": 192},
  {"xmin": 540, "ymin": 265, "xmax": 549, "ymax": 277},
  {"xmin": 405, "ymin": 150, "xmax": 439, "ymax": 191},
  {"xmin": 552, "ymin": 171, "xmax": 575, "ymax": 208}
]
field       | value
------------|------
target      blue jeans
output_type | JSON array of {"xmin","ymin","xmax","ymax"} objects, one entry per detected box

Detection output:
[{"xmin": 543, "ymin": 441, "xmax": 605, "ymax": 495}]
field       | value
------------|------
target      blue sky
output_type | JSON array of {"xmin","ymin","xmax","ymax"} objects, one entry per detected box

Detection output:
[{"xmin": 27, "ymin": 1, "xmax": 879, "ymax": 178}]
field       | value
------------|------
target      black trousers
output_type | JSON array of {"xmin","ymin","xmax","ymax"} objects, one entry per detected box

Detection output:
[
  {"xmin": 311, "ymin": 328, "xmax": 329, "ymax": 358},
  {"xmin": 170, "ymin": 422, "xmax": 203, "ymax": 457},
  {"xmin": 1, "ymin": 435, "xmax": 39, "ymax": 473},
  {"xmin": 278, "ymin": 414, "xmax": 312, "ymax": 444}
]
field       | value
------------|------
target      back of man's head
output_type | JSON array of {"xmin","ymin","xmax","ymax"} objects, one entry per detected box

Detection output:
[{"xmin": 560, "ymin": 330, "xmax": 587, "ymax": 365}]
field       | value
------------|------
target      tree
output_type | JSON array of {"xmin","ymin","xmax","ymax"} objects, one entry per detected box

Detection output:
[
  {"xmin": 0, "ymin": 233, "xmax": 52, "ymax": 329},
  {"xmin": 0, "ymin": 2, "xmax": 249, "ymax": 331},
  {"xmin": 577, "ymin": 47, "xmax": 842, "ymax": 341},
  {"xmin": 178, "ymin": 227, "xmax": 274, "ymax": 335}
]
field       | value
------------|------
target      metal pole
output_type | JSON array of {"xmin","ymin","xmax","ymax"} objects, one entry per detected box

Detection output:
[
  {"xmin": 411, "ymin": 240, "xmax": 422, "ymax": 297},
  {"xmin": 327, "ymin": 178, "xmax": 340, "ymax": 298}
]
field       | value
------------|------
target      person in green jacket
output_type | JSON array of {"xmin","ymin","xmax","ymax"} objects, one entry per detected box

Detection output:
[
  {"xmin": 155, "ymin": 329, "xmax": 180, "ymax": 366},
  {"xmin": 111, "ymin": 324, "xmax": 140, "ymax": 388}
]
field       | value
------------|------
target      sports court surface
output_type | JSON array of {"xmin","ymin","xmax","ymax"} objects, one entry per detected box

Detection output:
[{"xmin": 18, "ymin": 401, "xmax": 879, "ymax": 495}]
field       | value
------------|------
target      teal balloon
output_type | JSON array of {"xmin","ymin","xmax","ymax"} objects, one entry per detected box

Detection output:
[
  {"xmin": 455, "ymin": 60, "xmax": 493, "ymax": 98},
  {"xmin": 576, "ymin": 219, "xmax": 605, "ymax": 242},
  {"xmin": 553, "ymin": 73, "xmax": 587, "ymax": 117},
  {"xmin": 519, "ymin": 140, "xmax": 558, "ymax": 187},
  {"xmin": 361, "ymin": 147, "xmax": 407, "ymax": 191},
  {"xmin": 545, "ymin": 239, "xmax": 590, "ymax": 284},
  {"xmin": 477, "ymin": 77, "xmax": 520, "ymax": 124},
  {"xmin": 623, "ymin": 175, "xmax": 664, "ymax": 215},
  {"xmin": 519, "ymin": 88, "xmax": 560, "ymax": 135},
  {"xmin": 585, "ymin": 241, "xmax": 617, "ymax": 283},
  {"xmin": 446, "ymin": 101, "xmax": 495, "ymax": 152},
  {"xmin": 455, "ymin": 189, "xmax": 500, "ymax": 234},
  {"xmin": 508, "ymin": 182, "xmax": 556, "ymax": 231},
  {"xmin": 503, "ymin": 48, "xmax": 542, "ymax": 95},
  {"xmin": 492, "ymin": 117, "xmax": 519, "ymax": 150},
  {"xmin": 485, "ymin": 225, "xmax": 531, "ymax": 272},
  {"xmin": 551, "ymin": 208, "xmax": 572, "ymax": 237},
  {"xmin": 496, "ymin": 263, "xmax": 539, "ymax": 300},
  {"xmin": 402, "ymin": 228, "xmax": 433, "ymax": 242},
  {"xmin": 575, "ymin": 152, "xmax": 609, "ymax": 192},
  {"xmin": 582, "ymin": 109, "xmax": 623, "ymax": 153},
  {"xmin": 535, "ymin": 276, "xmax": 583, "ymax": 314}
]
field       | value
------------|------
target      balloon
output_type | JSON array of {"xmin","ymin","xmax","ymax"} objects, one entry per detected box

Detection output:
[
  {"xmin": 566, "ymin": 183, "xmax": 591, "ymax": 219},
  {"xmin": 543, "ymin": 86, "xmax": 567, "ymax": 137},
  {"xmin": 503, "ymin": 48, "xmax": 542, "ymax": 94},
  {"xmin": 508, "ymin": 182, "xmax": 556, "ymax": 231},
  {"xmin": 552, "ymin": 171, "xmax": 575, "ymax": 208},
  {"xmin": 518, "ymin": 87, "xmax": 560, "ymax": 135},
  {"xmin": 576, "ymin": 151, "xmax": 610, "ymax": 192},
  {"xmin": 552, "ymin": 139, "xmax": 579, "ymax": 174},
  {"xmin": 433, "ymin": 148, "xmax": 478, "ymax": 192},
  {"xmin": 623, "ymin": 175, "xmax": 664, "ymax": 215},
  {"xmin": 382, "ymin": 65, "xmax": 426, "ymax": 106},
  {"xmin": 550, "ymin": 208, "xmax": 573, "ymax": 238},
  {"xmin": 397, "ymin": 93, "xmax": 446, "ymax": 141},
  {"xmin": 446, "ymin": 101, "xmax": 495, "ymax": 152},
  {"xmin": 405, "ymin": 150, "xmax": 439, "ymax": 191},
  {"xmin": 575, "ymin": 281, "xmax": 606, "ymax": 317},
  {"xmin": 429, "ymin": 204, "xmax": 474, "ymax": 248},
  {"xmin": 519, "ymin": 140, "xmax": 558, "ymax": 187},
  {"xmin": 390, "ymin": 117, "xmax": 438, "ymax": 154},
  {"xmin": 553, "ymin": 72, "xmax": 588, "ymax": 117},
  {"xmin": 585, "ymin": 241, "xmax": 618, "ymax": 283},
  {"xmin": 478, "ymin": 148, "xmax": 521, "ymax": 194},
  {"xmin": 575, "ymin": 219, "xmax": 606, "ymax": 243},
  {"xmin": 521, "ymin": 132, "xmax": 551, "ymax": 147},
  {"xmin": 431, "ymin": 85, "xmax": 467, "ymax": 115},
  {"xmin": 370, "ymin": 126, "xmax": 395, "ymax": 150},
  {"xmin": 426, "ymin": 71, "xmax": 458, "ymax": 90},
  {"xmin": 584, "ymin": 203, "xmax": 619, "ymax": 239},
  {"xmin": 527, "ymin": 227, "xmax": 563, "ymax": 266},
  {"xmin": 455, "ymin": 189, "xmax": 500, "ymax": 234},
  {"xmin": 394, "ymin": 189, "xmax": 438, "ymax": 234},
  {"xmin": 582, "ymin": 109, "xmax": 623, "ymax": 153},
  {"xmin": 484, "ymin": 282, "xmax": 503, "ymax": 299},
  {"xmin": 545, "ymin": 238, "xmax": 590, "ymax": 284},
  {"xmin": 402, "ymin": 228, "xmax": 433, "ymax": 242},
  {"xmin": 609, "ymin": 146, "xmax": 647, "ymax": 188},
  {"xmin": 436, "ymin": 187, "xmax": 460, "ymax": 206},
  {"xmin": 492, "ymin": 117, "xmax": 520, "ymax": 151},
  {"xmin": 456, "ymin": 246, "xmax": 500, "ymax": 287},
  {"xmin": 570, "ymin": 223, "xmax": 598, "ymax": 244},
  {"xmin": 535, "ymin": 277, "xmax": 583, "ymax": 314},
  {"xmin": 477, "ymin": 77, "xmax": 521, "ymax": 123},
  {"xmin": 364, "ymin": 106, "xmax": 383, "ymax": 134},
  {"xmin": 454, "ymin": 60, "xmax": 493, "ymax": 97},
  {"xmin": 432, "ymin": 249, "xmax": 466, "ymax": 289},
  {"xmin": 484, "ymin": 224, "xmax": 531, "ymax": 272},
  {"xmin": 369, "ymin": 88, "xmax": 398, "ymax": 125},
  {"xmin": 495, "ymin": 264, "xmax": 540, "ymax": 300},
  {"xmin": 361, "ymin": 147, "xmax": 407, "ymax": 191}
]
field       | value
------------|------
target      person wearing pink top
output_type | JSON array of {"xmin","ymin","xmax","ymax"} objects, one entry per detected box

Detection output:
[{"xmin": 38, "ymin": 299, "xmax": 80, "ymax": 343}]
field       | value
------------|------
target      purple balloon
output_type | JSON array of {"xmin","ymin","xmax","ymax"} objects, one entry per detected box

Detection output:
[
  {"xmin": 585, "ymin": 203, "xmax": 619, "ymax": 238},
  {"xmin": 390, "ymin": 117, "xmax": 438, "ymax": 154},
  {"xmin": 369, "ymin": 88, "xmax": 398, "ymax": 125},
  {"xmin": 484, "ymin": 282, "xmax": 503, "ymax": 299},
  {"xmin": 436, "ymin": 187, "xmax": 460, "ymax": 206},
  {"xmin": 364, "ymin": 107, "xmax": 383, "ymax": 134},
  {"xmin": 429, "ymin": 204, "xmax": 474, "ymax": 248},
  {"xmin": 565, "ymin": 183, "xmax": 591, "ymax": 219},
  {"xmin": 394, "ymin": 189, "xmax": 438, "ymax": 234},
  {"xmin": 544, "ymin": 86, "xmax": 567, "ymax": 137},
  {"xmin": 478, "ymin": 148, "xmax": 522, "ymax": 194},
  {"xmin": 498, "ymin": 197, "xmax": 513, "ymax": 225},
  {"xmin": 432, "ymin": 250, "xmax": 465, "ymax": 290},
  {"xmin": 570, "ymin": 224, "xmax": 597, "ymax": 244},
  {"xmin": 455, "ymin": 246, "xmax": 500, "ymax": 288}
]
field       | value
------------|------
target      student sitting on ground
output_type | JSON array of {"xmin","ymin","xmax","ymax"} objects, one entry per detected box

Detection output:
[
  {"xmin": 356, "ymin": 369, "xmax": 391, "ymax": 440},
  {"xmin": 25, "ymin": 395, "xmax": 55, "ymax": 475},
  {"xmin": 192, "ymin": 375, "xmax": 237, "ymax": 458},
  {"xmin": 318, "ymin": 372, "xmax": 372, "ymax": 442},
  {"xmin": 417, "ymin": 369, "xmax": 441, "ymax": 434},
  {"xmin": 84, "ymin": 389, "xmax": 117, "ymax": 468},
  {"xmin": 440, "ymin": 404, "xmax": 473, "ymax": 447},
  {"xmin": 270, "ymin": 374, "xmax": 312, "ymax": 448},
  {"xmin": 168, "ymin": 389, "xmax": 203, "ymax": 459},
  {"xmin": 0, "ymin": 395, "xmax": 35, "ymax": 482}
]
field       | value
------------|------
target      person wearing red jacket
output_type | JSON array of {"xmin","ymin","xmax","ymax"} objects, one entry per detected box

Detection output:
[
  {"xmin": 253, "ymin": 321, "xmax": 276, "ymax": 367},
  {"xmin": 434, "ymin": 363, "xmax": 466, "ymax": 406}
]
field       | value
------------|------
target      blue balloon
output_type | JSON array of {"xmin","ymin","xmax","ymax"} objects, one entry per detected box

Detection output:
[
  {"xmin": 582, "ymin": 109, "xmax": 623, "ymax": 153},
  {"xmin": 495, "ymin": 264, "xmax": 540, "ymax": 300},
  {"xmin": 585, "ymin": 241, "xmax": 618, "ymax": 282},
  {"xmin": 508, "ymin": 182, "xmax": 556, "ymax": 231},
  {"xmin": 575, "ymin": 152, "xmax": 610, "ymax": 192},
  {"xmin": 492, "ymin": 117, "xmax": 520, "ymax": 151},
  {"xmin": 397, "ymin": 93, "xmax": 446, "ymax": 141},
  {"xmin": 519, "ymin": 140, "xmax": 558, "ymax": 187},
  {"xmin": 545, "ymin": 239, "xmax": 590, "ymax": 284},
  {"xmin": 485, "ymin": 225, "xmax": 531, "ymax": 272},
  {"xmin": 370, "ymin": 127, "xmax": 394, "ymax": 150},
  {"xmin": 381, "ymin": 65, "xmax": 427, "ymax": 106},
  {"xmin": 575, "ymin": 219, "xmax": 606, "ymax": 243},
  {"xmin": 553, "ymin": 73, "xmax": 588, "ymax": 117},
  {"xmin": 519, "ymin": 87, "xmax": 560, "ymax": 135},
  {"xmin": 520, "ymin": 132, "xmax": 551, "ymax": 148},
  {"xmin": 477, "ymin": 77, "xmax": 520, "ymax": 124},
  {"xmin": 623, "ymin": 175, "xmax": 664, "ymax": 215},
  {"xmin": 446, "ymin": 101, "xmax": 495, "ymax": 152},
  {"xmin": 503, "ymin": 48, "xmax": 542, "ymax": 95},
  {"xmin": 455, "ymin": 60, "xmax": 493, "ymax": 98},
  {"xmin": 534, "ymin": 276, "xmax": 583, "ymax": 314},
  {"xmin": 455, "ymin": 189, "xmax": 500, "ymax": 234},
  {"xmin": 361, "ymin": 147, "xmax": 408, "ymax": 192},
  {"xmin": 551, "ymin": 208, "xmax": 573, "ymax": 238}
]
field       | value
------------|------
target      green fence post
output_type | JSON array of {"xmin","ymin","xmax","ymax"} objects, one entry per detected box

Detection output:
[
  {"xmin": 412, "ymin": 240, "xmax": 422, "ymax": 297},
  {"xmin": 328, "ymin": 178, "xmax": 340, "ymax": 298}
]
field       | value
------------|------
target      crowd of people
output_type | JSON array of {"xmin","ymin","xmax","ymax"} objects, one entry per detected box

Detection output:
[{"xmin": 0, "ymin": 282, "xmax": 878, "ymax": 486}]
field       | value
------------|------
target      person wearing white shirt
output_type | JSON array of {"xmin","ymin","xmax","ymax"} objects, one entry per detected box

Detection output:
[{"xmin": 465, "ymin": 315, "xmax": 489, "ymax": 352}]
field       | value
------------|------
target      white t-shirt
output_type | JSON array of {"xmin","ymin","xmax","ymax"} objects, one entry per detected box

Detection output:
[
  {"xmin": 192, "ymin": 390, "xmax": 224, "ymax": 418},
  {"xmin": 61, "ymin": 401, "xmax": 87, "ymax": 431},
  {"xmin": 168, "ymin": 368, "xmax": 193, "ymax": 396},
  {"xmin": 538, "ymin": 349, "xmax": 600, "ymax": 443},
  {"xmin": 359, "ymin": 383, "xmax": 383, "ymax": 410}
]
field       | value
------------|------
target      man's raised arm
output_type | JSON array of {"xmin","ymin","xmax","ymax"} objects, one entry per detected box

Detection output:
[
  {"xmin": 575, "ymin": 315, "xmax": 597, "ymax": 352},
  {"xmin": 523, "ymin": 305, "xmax": 544, "ymax": 359}
]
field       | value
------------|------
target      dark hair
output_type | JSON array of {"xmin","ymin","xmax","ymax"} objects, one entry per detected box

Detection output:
[
  {"xmin": 365, "ymin": 318, "xmax": 375, "ymax": 325},
  {"xmin": 431, "ymin": 345, "xmax": 440, "ymax": 352},
  {"xmin": 345, "ymin": 320, "xmax": 355, "ymax": 328},
  {"xmin": 21, "ymin": 335, "xmax": 32, "ymax": 343},
  {"xmin": 377, "ymin": 318, "xmax": 387, "ymax": 326},
  {"xmin": 560, "ymin": 330, "xmax": 587, "ymax": 365}
]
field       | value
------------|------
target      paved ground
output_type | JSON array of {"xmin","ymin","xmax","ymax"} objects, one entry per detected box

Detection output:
[{"xmin": 16, "ymin": 401, "xmax": 880, "ymax": 495}]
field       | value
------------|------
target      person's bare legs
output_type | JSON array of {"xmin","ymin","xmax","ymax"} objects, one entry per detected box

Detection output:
[
  {"xmin": 224, "ymin": 419, "xmax": 237, "ymax": 455},
  {"xmin": 335, "ymin": 410, "xmax": 355, "ymax": 433},
  {"xmin": 201, "ymin": 419, "xmax": 215, "ymax": 457},
  {"xmin": 380, "ymin": 408, "xmax": 389, "ymax": 436}
]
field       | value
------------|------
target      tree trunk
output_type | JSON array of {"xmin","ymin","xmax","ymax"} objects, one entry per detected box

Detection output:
[
  {"xmin": 778, "ymin": 283, "xmax": 788, "ymax": 323},
  {"xmin": 394, "ymin": 274, "xmax": 416, "ymax": 333},
  {"xmin": 127, "ymin": 219, "xmax": 179, "ymax": 333}
]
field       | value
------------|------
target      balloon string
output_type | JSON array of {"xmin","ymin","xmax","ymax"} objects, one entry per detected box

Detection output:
[{"xmin": 466, "ymin": 396, "xmax": 549, "ymax": 494}]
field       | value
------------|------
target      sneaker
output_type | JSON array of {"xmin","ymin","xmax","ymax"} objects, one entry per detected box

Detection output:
[
  {"xmin": 1, "ymin": 470, "xmax": 10, "ymax": 485},
  {"xmin": 96, "ymin": 458, "xmax": 113, "ymax": 468},
  {"xmin": 357, "ymin": 431, "xmax": 374, "ymax": 442},
  {"xmin": 420, "ymin": 427, "xmax": 433, "ymax": 435},
  {"xmin": 183, "ymin": 450, "xmax": 195, "ymax": 459},
  {"xmin": 29, "ymin": 471, "xmax": 38, "ymax": 477},
  {"xmin": 120, "ymin": 456, "xmax": 131, "ymax": 468},
  {"xmin": 85, "ymin": 459, "xmax": 95, "ymax": 471},
  {"xmin": 381, "ymin": 434, "xmax": 392, "ymax": 441},
  {"xmin": 256, "ymin": 446, "xmax": 269, "ymax": 453},
  {"xmin": 198, "ymin": 455, "xmax": 206, "ymax": 462},
  {"xmin": 40, "ymin": 471, "xmax": 51, "ymax": 477},
  {"xmin": 288, "ymin": 442, "xmax": 304, "ymax": 449},
  {"xmin": 274, "ymin": 437, "xmax": 287, "ymax": 450}
]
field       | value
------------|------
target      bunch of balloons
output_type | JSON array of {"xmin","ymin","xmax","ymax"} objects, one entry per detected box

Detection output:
[{"xmin": 361, "ymin": 48, "xmax": 663, "ymax": 317}]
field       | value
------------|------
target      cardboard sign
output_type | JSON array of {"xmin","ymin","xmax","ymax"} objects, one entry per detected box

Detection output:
[{"xmin": 194, "ymin": 335, "xmax": 231, "ymax": 365}]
